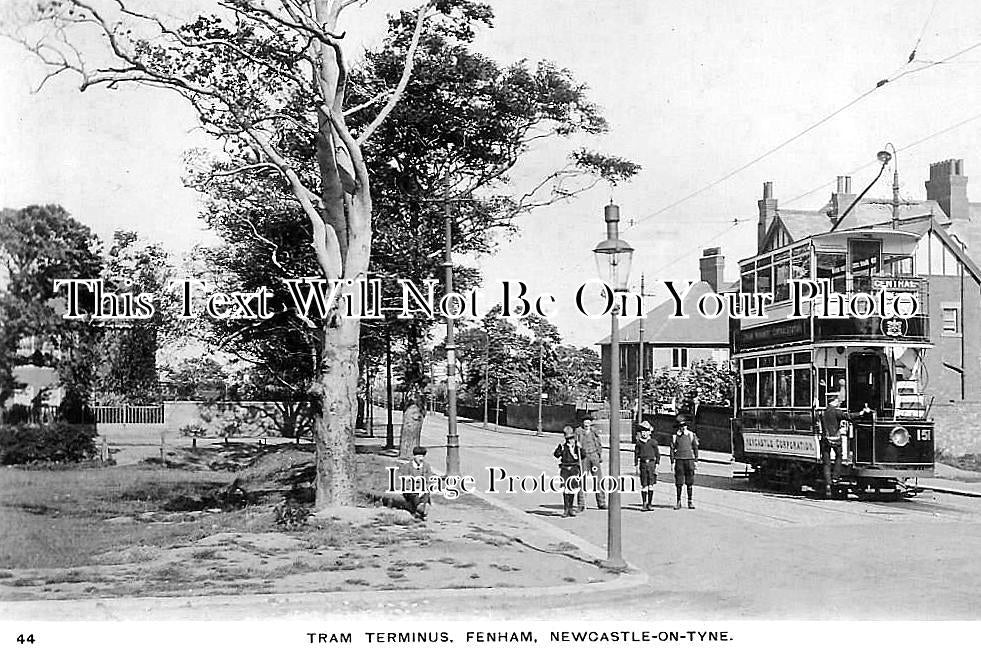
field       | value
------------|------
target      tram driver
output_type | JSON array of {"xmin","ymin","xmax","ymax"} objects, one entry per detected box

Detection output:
[{"xmin": 819, "ymin": 395, "xmax": 872, "ymax": 498}]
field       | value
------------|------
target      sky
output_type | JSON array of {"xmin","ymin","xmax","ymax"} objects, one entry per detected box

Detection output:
[{"xmin": 4, "ymin": 0, "xmax": 981, "ymax": 347}]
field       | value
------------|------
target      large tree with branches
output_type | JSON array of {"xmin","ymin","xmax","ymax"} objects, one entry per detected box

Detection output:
[{"xmin": 6, "ymin": 0, "xmax": 446, "ymax": 506}]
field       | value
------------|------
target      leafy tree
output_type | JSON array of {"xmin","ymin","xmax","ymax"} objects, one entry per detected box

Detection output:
[
  {"xmin": 354, "ymin": 8, "xmax": 637, "ymax": 455},
  {"xmin": 0, "ymin": 205, "xmax": 102, "ymax": 418},
  {"xmin": 9, "ymin": 0, "xmax": 446, "ymax": 507},
  {"xmin": 552, "ymin": 345, "xmax": 602, "ymax": 404},
  {"xmin": 94, "ymin": 230, "xmax": 170, "ymax": 404},
  {"xmin": 643, "ymin": 359, "xmax": 736, "ymax": 412}
]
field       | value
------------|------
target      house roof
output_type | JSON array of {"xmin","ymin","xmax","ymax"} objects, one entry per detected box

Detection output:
[
  {"xmin": 772, "ymin": 198, "xmax": 947, "ymax": 244},
  {"xmin": 597, "ymin": 280, "xmax": 734, "ymax": 346}
]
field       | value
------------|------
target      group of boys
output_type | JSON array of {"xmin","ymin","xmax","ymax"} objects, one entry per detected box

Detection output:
[{"xmin": 553, "ymin": 415, "xmax": 700, "ymax": 517}]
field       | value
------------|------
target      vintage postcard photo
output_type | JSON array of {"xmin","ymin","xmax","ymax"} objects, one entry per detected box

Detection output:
[{"xmin": 1, "ymin": 0, "xmax": 980, "ymax": 650}]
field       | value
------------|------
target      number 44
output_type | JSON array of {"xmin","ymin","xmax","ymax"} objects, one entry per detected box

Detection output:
[{"xmin": 16, "ymin": 634, "xmax": 35, "ymax": 645}]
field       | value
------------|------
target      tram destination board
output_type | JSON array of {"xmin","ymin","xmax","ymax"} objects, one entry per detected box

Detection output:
[
  {"xmin": 733, "ymin": 318, "xmax": 811, "ymax": 353},
  {"xmin": 743, "ymin": 432, "xmax": 820, "ymax": 460}
]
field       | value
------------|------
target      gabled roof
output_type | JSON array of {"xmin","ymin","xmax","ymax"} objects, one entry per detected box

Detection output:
[
  {"xmin": 946, "ymin": 202, "xmax": 981, "ymax": 258},
  {"xmin": 597, "ymin": 280, "xmax": 735, "ymax": 346},
  {"xmin": 772, "ymin": 198, "xmax": 947, "ymax": 245}
]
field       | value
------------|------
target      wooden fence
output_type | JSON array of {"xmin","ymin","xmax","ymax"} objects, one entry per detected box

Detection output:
[{"xmin": 92, "ymin": 404, "xmax": 165, "ymax": 424}]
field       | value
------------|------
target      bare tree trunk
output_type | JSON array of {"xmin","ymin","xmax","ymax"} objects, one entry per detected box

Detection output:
[
  {"xmin": 398, "ymin": 400, "xmax": 425, "ymax": 459},
  {"xmin": 397, "ymin": 323, "xmax": 428, "ymax": 458},
  {"xmin": 313, "ymin": 319, "xmax": 360, "ymax": 508}
]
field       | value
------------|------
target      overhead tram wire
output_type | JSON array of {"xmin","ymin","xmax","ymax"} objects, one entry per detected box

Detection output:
[
  {"xmin": 625, "ymin": 28, "xmax": 981, "ymax": 234},
  {"xmin": 783, "ymin": 108, "xmax": 981, "ymax": 206}
]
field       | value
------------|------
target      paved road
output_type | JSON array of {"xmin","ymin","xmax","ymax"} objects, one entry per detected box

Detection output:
[{"xmin": 418, "ymin": 415, "xmax": 981, "ymax": 619}]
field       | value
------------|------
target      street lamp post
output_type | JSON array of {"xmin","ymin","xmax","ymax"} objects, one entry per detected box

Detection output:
[{"xmin": 593, "ymin": 201, "xmax": 633, "ymax": 571}]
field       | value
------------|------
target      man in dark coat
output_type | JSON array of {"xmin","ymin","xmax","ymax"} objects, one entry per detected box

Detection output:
[
  {"xmin": 553, "ymin": 427, "xmax": 583, "ymax": 517},
  {"xmin": 634, "ymin": 420, "xmax": 660, "ymax": 511},
  {"xmin": 575, "ymin": 417, "xmax": 607, "ymax": 510}
]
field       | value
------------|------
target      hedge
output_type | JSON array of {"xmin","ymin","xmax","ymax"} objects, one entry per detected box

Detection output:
[{"xmin": 0, "ymin": 423, "xmax": 98, "ymax": 465}]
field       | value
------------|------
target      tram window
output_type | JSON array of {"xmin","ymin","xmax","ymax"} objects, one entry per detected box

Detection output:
[
  {"xmin": 775, "ymin": 354, "xmax": 792, "ymax": 366},
  {"xmin": 884, "ymin": 254, "xmax": 913, "ymax": 277},
  {"xmin": 756, "ymin": 265, "xmax": 772, "ymax": 296},
  {"xmin": 793, "ymin": 368, "xmax": 811, "ymax": 407},
  {"xmin": 759, "ymin": 356, "xmax": 774, "ymax": 368},
  {"xmin": 816, "ymin": 252, "xmax": 847, "ymax": 293},
  {"xmin": 743, "ymin": 372, "xmax": 758, "ymax": 408},
  {"xmin": 792, "ymin": 252, "xmax": 810, "ymax": 279},
  {"xmin": 759, "ymin": 370, "xmax": 775, "ymax": 406},
  {"xmin": 776, "ymin": 369, "xmax": 793, "ymax": 407},
  {"xmin": 793, "ymin": 352, "xmax": 811, "ymax": 364},
  {"xmin": 741, "ymin": 269, "xmax": 755, "ymax": 294},
  {"xmin": 850, "ymin": 239, "xmax": 881, "ymax": 292},
  {"xmin": 743, "ymin": 358, "xmax": 758, "ymax": 370},
  {"xmin": 818, "ymin": 367, "xmax": 846, "ymax": 407},
  {"xmin": 774, "ymin": 260, "xmax": 790, "ymax": 302}
]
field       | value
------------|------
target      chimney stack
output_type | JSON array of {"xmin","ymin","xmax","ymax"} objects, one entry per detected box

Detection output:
[
  {"xmin": 699, "ymin": 247, "xmax": 725, "ymax": 292},
  {"xmin": 830, "ymin": 175, "xmax": 856, "ymax": 223},
  {"xmin": 925, "ymin": 159, "xmax": 968, "ymax": 221},
  {"xmin": 758, "ymin": 182, "xmax": 778, "ymax": 253}
]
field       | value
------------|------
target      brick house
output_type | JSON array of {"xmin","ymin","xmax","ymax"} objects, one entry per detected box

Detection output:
[{"xmin": 598, "ymin": 248, "xmax": 734, "ymax": 408}]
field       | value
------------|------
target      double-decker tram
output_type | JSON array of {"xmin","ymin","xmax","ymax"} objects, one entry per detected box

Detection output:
[{"xmin": 730, "ymin": 227, "xmax": 934, "ymax": 498}]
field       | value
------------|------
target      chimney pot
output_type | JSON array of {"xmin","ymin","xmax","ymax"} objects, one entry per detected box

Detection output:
[{"xmin": 763, "ymin": 181, "xmax": 773, "ymax": 199}]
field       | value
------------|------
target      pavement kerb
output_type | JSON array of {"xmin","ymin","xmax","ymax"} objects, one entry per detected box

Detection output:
[{"xmin": 919, "ymin": 482, "xmax": 981, "ymax": 498}]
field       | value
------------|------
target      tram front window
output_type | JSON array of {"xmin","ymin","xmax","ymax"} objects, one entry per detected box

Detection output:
[
  {"xmin": 850, "ymin": 239, "xmax": 881, "ymax": 293},
  {"xmin": 848, "ymin": 352, "xmax": 890, "ymax": 415}
]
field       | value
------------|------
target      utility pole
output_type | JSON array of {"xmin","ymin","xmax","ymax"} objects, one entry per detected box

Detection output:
[
  {"xmin": 385, "ymin": 329, "xmax": 394, "ymax": 450},
  {"xmin": 536, "ymin": 339, "xmax": 544, "ymax": 437},
  {"xmin": 891, "ymin": 150, "xmax": 900, "ymax": 230},
  {"xmin": 482, "ymin": 332, "xmax": 490, "ymax": 429},
  {"xmin": 444, "ymin": 177, "xmax": 460, "ymax": 476},
  {"xmin": 495, "ymin": 378, "xmax": 501, "ymax": 430},
  {"xmin": 367, "ymin": 367, "xmax": 374, "ymax": 438},
  {"xmin": 637, "ymin": 273, "xmax": 645, "ymax": 425}
]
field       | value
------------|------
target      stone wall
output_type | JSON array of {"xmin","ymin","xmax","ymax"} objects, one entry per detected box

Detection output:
[{"xmin": 930, "ymin": 401, "xmax": 981, "ymax": 456}]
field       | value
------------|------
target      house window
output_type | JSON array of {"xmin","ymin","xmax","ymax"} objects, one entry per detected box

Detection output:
[
  {"xmin": 672, "ymin": 348, "xmax": 689, "ymax": 369},
  {"xmin": 942, "ymin": 304, "xmax": 961, "ymax": 335}
]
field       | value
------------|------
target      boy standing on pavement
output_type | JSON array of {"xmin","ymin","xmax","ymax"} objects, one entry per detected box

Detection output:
[
  {"xmin": 670, "ymin": 415, "xmax": 699, "ymax": 510},
  {"xmin": 554, "ymin": 427, "xmax": 583, "ymax": 518},
  {"xmin": 634, "ymin": 421, "xmax": 660, "ymax": 511},
  {"xmin": 575, "ymin": 417, "xmax": 608, "ymax": 510}
]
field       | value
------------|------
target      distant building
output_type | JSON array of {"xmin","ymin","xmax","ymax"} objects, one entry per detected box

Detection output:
[{"xmin": 598, "ymin": 247, "xmax": 734, "ymax": 404}]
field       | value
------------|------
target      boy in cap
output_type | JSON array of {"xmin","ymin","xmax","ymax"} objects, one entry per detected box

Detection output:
[
  {"xmin": 398, "ymin": 445, "xmax": 435, "ymax": 520},
  {"xmin": 670, "ymin": 414, "xmax": 699, "ymax": 510},
  {"xmin": 634, "ymin": 420, "xmax": 660, "ymax": 511},
  {"xmin": 553, "ymin": 426, "xmax": 583, "ymax": 517}
]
